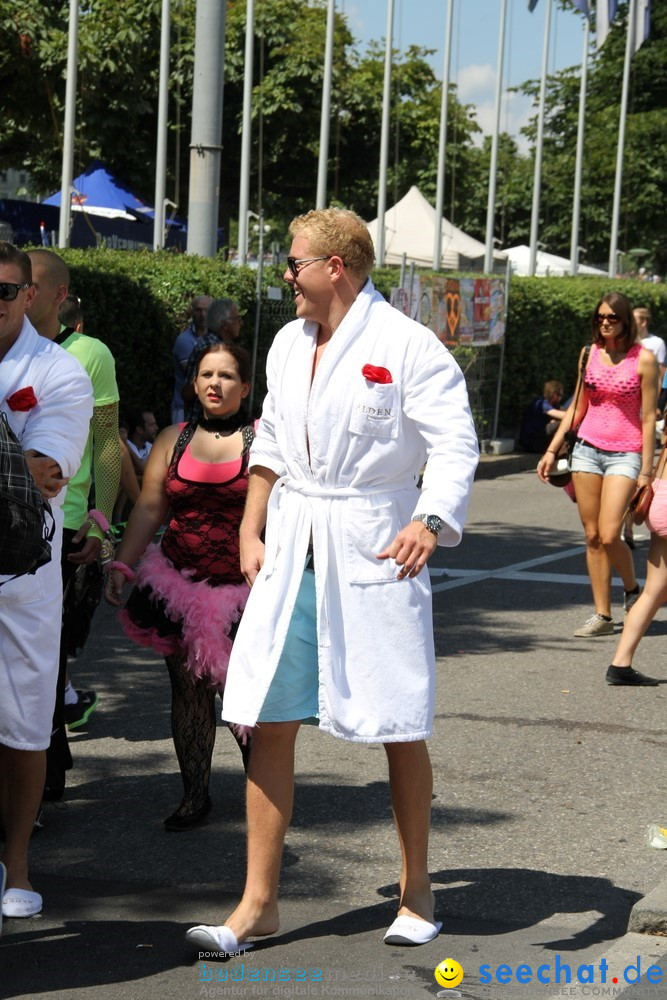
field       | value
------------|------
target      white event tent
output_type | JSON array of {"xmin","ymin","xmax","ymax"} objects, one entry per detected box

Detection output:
[
  {"xmin": 367, "ymin": 186, "xmax": 505, "ymax": 270},
  {"xmin": 503, "ymin": 245, "xmax": 606, "ymax": 277}
]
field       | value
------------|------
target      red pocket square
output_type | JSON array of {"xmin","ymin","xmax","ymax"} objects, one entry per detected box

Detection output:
[
  {"xmin": 362, "ymin": 364, "xmax": 393, "ymax": 384},
  {"xmin": 6, "ymin": 386, "xmax": 38, "ymax": 411}
]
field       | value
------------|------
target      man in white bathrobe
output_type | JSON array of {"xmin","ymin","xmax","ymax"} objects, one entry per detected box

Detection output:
[
  {"xmin": 187, "ymin": 209, "xmax": 478, "ymax": 954},
  {"xmin": 0, "ymin": 242, "xmax": 92, "ymax": 918}
]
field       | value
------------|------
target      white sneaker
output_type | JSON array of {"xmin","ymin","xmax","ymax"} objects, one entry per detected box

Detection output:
[{"xmin": 573, "ymin": 613, "xmax": 614, "ymax": 637}]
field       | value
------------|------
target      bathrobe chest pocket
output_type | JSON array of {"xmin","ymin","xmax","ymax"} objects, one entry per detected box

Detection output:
[{"xmin": 348, "ymin": 382, "xmax": 400, "ymax": 440}]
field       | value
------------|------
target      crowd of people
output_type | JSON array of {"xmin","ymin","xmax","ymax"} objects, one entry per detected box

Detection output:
[{"xmin": 1, "ymin": 213, "xmax": 665, "ymax": 955}]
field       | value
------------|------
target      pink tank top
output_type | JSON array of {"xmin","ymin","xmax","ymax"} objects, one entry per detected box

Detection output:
[{"xmin": 577, "ymin": 342, "xmax": 643, "ymax": 453}]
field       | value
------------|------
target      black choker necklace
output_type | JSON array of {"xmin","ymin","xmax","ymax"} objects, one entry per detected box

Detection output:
[{"xmin": 198, "ymin": 413, "xmax": 243, "ymax": 439}]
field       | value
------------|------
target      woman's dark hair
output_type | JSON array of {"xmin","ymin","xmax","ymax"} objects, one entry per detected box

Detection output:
[
  {"xmin": 591, "ymin": 291, "xmax": 637, "ymax": 350},
  {"xmin": 191, "ymin": 339, "xmax": 251, "ymax": 384}
]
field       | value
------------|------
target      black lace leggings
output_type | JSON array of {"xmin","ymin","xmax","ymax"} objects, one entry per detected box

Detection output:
[{"xmin": 165, "ymin": 653, "xmax": 248, "ymax": 816}]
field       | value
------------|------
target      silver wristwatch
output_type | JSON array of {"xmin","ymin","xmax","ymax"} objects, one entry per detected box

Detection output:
[{"xmin": 412, "ymin": 514, "xmax": 444, "ymax": 536}]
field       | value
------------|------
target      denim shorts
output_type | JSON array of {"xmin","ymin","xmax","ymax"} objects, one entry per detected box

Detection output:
[
  {"xmin": 257, "ymin": 564, "xmax": 319, "ymax": 724},
  {"xmin": 570, "ymin": 439, "xmax": 642, "ymax": 479}
]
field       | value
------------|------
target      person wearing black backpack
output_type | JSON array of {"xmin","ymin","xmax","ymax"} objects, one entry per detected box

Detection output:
[{"xmin": 0, "ymin": 242, "xmax": 92, "ymax": 920}]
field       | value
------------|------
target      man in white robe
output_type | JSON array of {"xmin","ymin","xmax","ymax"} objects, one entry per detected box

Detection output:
[
  {"xmin": 187, "ymin": 208, "xmax": 478, "ymax": 954},
  {"xmin": 0, "ymin": 242, "xmax": 92, "ymax": 918}
]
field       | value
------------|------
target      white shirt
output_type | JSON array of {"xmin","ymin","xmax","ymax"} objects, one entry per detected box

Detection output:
[
  {"xmin": 127, "ymin": 439, "xmax": 152, "ymax": 461},
  {"xmin": 641, "ymin": 334, "xmax": 666, "ymax": 366}
]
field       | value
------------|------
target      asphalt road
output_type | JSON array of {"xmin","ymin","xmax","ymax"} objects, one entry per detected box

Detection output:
[{"xmin": 2, "ymin": 464, "xmax": 667, "ymax": 1000}]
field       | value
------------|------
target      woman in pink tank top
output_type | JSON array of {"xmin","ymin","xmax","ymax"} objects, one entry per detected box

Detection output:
[{"xmin": 537, "ymin": 293, "xmax": 659, "ymax": 680}]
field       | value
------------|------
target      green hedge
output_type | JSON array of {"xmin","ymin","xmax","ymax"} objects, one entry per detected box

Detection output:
[
  {"xmin": 55, "ymin": 248, "xmax": 262, "ymax": 425},
  {"xmin": 49, "ymin": 248, "xmax": 667, "ymax": 434}
]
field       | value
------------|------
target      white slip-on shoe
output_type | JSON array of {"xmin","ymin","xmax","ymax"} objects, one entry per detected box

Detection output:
[
  {"xmin": 2, "ymin": 888, "xmax": 43, "ymax": 918},
  {"xmin": 383, "ymin": 915, "xmax": 442, "ymax": 945},
  {"xmin": 185, "ymin": 924, "xmax": 254, "ymax": 955}
]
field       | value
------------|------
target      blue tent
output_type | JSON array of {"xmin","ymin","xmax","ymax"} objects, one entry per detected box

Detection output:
[{"xmin": 42, "ymin": 160, "xmax": 155, "ymax": 221}]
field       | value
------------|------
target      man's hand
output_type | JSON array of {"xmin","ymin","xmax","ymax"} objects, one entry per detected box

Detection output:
[
  {"xmin": 24, "ymin": 451, "xmax": 69, "ymax": 500},
  {"xmin": 240, "ymin": 533, "xmax": 265, "ymax": 588},
  {"xmin": 67, "ymin": 520, "xmax": 103, "ymax": 565},
  {"xmin": 376, "ymin": 521, "xmax": 437, "ymax": 580}
]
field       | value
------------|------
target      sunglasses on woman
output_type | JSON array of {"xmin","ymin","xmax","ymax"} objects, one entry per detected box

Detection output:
[{"xmin": 595, "ymin": 313, "xmax": 621, "ymax": 325}]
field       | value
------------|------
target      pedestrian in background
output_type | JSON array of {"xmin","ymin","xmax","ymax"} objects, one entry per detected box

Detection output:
[
  {"xmin": 537, "ymin": 293, "xmax": 658, "ymax": 638},
  {"xmin": 606, "ymin": 422, "xmax": 667, "ymax": 687}
]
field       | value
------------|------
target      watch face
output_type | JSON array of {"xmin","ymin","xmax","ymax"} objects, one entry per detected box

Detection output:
[{"xmin": 413, "ymin": 514, "xmax": 443, "ymax": 535}]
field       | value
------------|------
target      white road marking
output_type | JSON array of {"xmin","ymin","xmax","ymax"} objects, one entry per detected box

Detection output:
[{"xmin": 430, "ymin": 545, "xmax": 644, "ymax": 593}]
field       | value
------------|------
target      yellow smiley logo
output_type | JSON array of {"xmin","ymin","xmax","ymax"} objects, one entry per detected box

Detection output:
[{"xmin": 434, "ymin": 958, "xmax": 464, "ymax": 988}]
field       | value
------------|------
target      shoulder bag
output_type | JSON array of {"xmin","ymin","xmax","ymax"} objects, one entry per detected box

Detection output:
[
  {"xmin": 626, "ymin": 443, "xmax": 667, "ymax": 526},
  {"xmin": 0, "ymin": 410, "xmax": 55, "ymax": 584},
  {"xmin": 548, "ymin": 345, "xmax": 591, "ymax": 488}
]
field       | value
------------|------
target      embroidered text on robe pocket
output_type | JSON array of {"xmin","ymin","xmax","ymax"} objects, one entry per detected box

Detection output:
[
  {"xmin": 343, "ymin": 506, "xmax": 399, "ymax": 585},
  {"xmin": 348, "ymin": 382, "xmax": 400, "ymax": 440}
]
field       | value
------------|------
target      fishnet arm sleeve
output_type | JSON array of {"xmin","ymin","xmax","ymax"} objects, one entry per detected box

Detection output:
[{"xmin": 89, "ymin": 402, "xmax": 121, "ymax": 539}]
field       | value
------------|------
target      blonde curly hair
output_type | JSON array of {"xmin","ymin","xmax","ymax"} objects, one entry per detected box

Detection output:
[{"xmin": 289, "ymin": 208, "xmax": 375, "ymax": 283}]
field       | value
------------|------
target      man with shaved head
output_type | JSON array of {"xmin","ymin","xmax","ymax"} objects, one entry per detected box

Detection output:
[{"xmin": 27, "ymin": 249, "xmax": 121, "ymax": 799}]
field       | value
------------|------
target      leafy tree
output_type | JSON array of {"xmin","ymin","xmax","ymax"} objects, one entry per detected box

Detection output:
[
  {"xmin": 0, "ymin": 0, "xmax": 172, "ymax": 200},
  {"xmin": 0, "ymin": 0, "xmax": 483, "ymax": 245},
  {"xmin": 516, "ymin": 0, "xmax": 667, "ymax": 271}
]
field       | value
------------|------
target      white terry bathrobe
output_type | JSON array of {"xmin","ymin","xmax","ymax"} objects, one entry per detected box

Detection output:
[
  {"xmin": 222, "ymin": 280, "xmax": 478, "ymax": 742},
  {"xmin": 0, "ymin": 317, "xmax": 93, "ymax": 750}
]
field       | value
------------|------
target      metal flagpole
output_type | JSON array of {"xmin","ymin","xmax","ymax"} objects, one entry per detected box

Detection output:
[
  {"xmin": 492, "ymin": 256, "xmax": 512, "ymax": 440},
  {"xmin": 570, "ymin": 14, "xmax": 589, "ymax": 276},
  {"xmin": 316, "ymin": 0, "xmax": 335, "ymax": 209},
  {"xmin": 187, "ymin": 0, "xmax": 226, "ymax": 257},
  {"xmin": 528, "ymin": 0, "xmax": 552, "ymax": 277},
  {"xmin": 153, "ymin": 0, "xmax": 171, "ymax": 250},
  {"xmin": 433, "ymin": 0, "xmax": 454, "ymax": 272},
  {"xmin": 483, "ymin": 0, "xmax": 508, "ymax": 274},
  {"xmin": 376, "ymin": 0, "xmax": 394, "ymax": 267},
  {"xmin": 608, "ymin": 0, "xmax": 636, "ymax": 277},
  {"xmin": 58, "ymin": 0, "xmax": 79, "ymax": 249},
  {"xmin": 238, "ymin": 0, "xmax": 255, "ymax": 265}
]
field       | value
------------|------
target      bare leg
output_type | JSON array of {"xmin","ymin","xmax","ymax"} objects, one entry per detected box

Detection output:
[
  {"xmin": 612, "ymin": 533, "xmax": 667, "ymax": 666},
  {"xmin": 574, "ymin": 472, "xmax": 612, "ymax": 615},
  {"xmin": 0, "ymin": 745, "xmax": 45, "ymax": 890},
  {"xmin": 384, "ymin": 739, "xmax": 435, "ymax": 923},
  {"xmin": 598, "ymin": 475, "xmax": 640, "ymax": 591},
  {"xmin": 224, "ymin": 721, "xmax": 301, "ymax": 942},
  {"xmin": 574, "ymin": 472, "xmax": 638, "ymax": 615}
]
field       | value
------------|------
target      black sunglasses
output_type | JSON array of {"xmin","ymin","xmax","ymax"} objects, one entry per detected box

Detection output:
[
  {"xmin": 595, "ymin": 313, "xmax": 621, "ymax": 324},
  {"xmin": 0, "ymin": 281, "xmax": 30, "ymax": 302},
  {"xmin": 286, "ymin": 255, "xmax": 332, "ymax": 280}
]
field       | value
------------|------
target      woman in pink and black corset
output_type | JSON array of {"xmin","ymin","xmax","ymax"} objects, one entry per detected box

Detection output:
[
  {"xmin": 105, "ymin": 341, "xmax": 254, "ymax": 827},
  {"xmin": 538, "ymin": 293, "xmax": 658, "ymax": 675}
]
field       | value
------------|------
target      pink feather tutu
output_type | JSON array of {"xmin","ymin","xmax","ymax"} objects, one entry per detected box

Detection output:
[{"xmin": 118, "ymin": 543, "xmax": 249, "ymax": 689}]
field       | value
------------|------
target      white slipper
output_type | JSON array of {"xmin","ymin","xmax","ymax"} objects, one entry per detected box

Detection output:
[
  {"xmin": 383, "ymin": 915, "xmax": 442, "ymax": 945},
  {"xmin": 185, "ymin": 924, "xmax": 254, "ymax": 955},
  {"xmin": 2, "ymin": 888, "xmax": 43, "ymax": 918}
]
